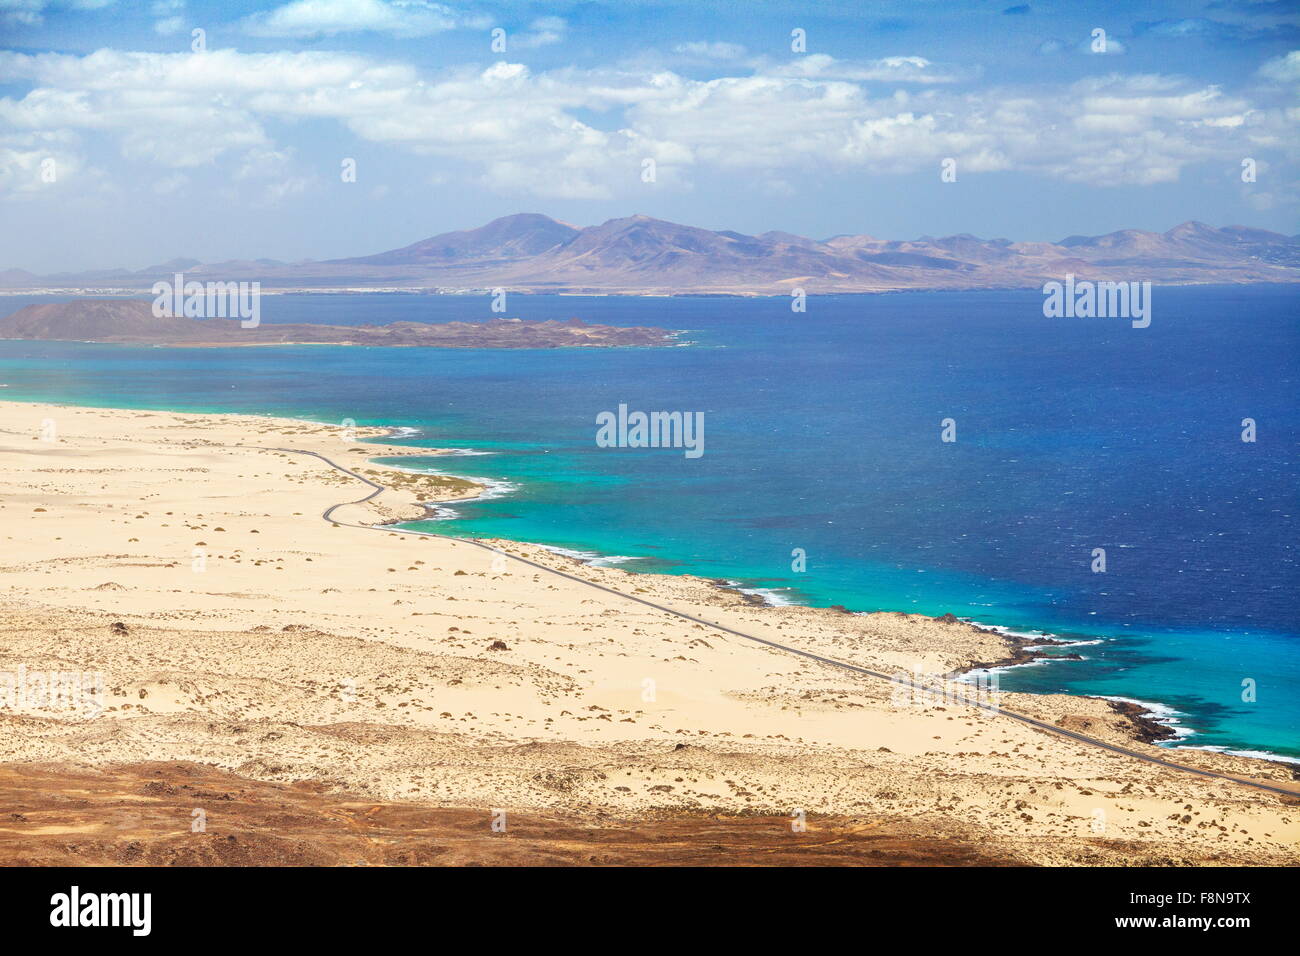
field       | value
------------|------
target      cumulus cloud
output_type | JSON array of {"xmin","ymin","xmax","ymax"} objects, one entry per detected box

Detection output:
[
  {"xmin": 0, "ymin": 45, "xmax": 1290, "ymax": 199},
  {"xmin": 1259, "ymin": 50, "xmax": 1300, "ymax": 83},
  {"xmin": 0, "ymin": 128, "xmax": 98, "ymax": 199},
  {"xmin": 242, "ymin": 0, "xmax": 479, "ymax": 38}
]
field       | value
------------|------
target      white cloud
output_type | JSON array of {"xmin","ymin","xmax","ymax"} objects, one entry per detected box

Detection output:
[
  {"xmin": 0, "ymin": 46, "xmax": 1290, "ymax": 200},
  {"xmin": 512, "ymin": 16, "xmax": 566, "ymax": 50},
  {"xmin": 0, "ymin": 129, "xmax": 97, "ymax": 199},
  {"xmin": 673, "ymin": 41, "xmax": 748, "ymax": 61},
  {"xmin": 243, "ymin": 0, "xmax": 476, "ymax": 38},
  {"xmin": 1081, "ymin": 35, "xmax": 1127, "ymax": 55},
  {"xmin": 151, "ymin": 0, "xmax": 183, "ymax": 34},
  {"xmin": 0, "ymin": 0, "xmax": 44, "ymax": 26},
  {"xmin": 1259, "ymin": 50, "xmax": 1300, "ymax": 83},
  {"xmin": 1244, "ymin": 177, "xmax": 1300, "ymax": 212},
  {"xmin": 1, "ymin": 0, "xmax": 113, "ymax": 27},
  {"xmin": 228, "ymin": 146, "xmax": 315, "ymax": 206},
  {"xmin": 774, "ymin": 53, "xmax": 974, "ymax": 84}
]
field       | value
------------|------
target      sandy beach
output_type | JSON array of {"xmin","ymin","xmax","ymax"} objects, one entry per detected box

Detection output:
[{"xmin": 1, "ymin": 399, "xmax": 1296, "ymax": 866}]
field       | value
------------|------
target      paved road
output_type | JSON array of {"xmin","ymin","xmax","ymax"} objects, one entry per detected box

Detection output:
[{"xmin": 260, "ymin": 444, "xmax": 1300, "ymax": 801}]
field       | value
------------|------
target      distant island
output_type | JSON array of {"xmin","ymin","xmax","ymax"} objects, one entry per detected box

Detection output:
[
  {"xmin": 0, "ymin": 299, "xmax": 675, "ymax": 348},
  {"xmin": 2, "ymin": 214, "xmax": 1297, "ymax": 295}
]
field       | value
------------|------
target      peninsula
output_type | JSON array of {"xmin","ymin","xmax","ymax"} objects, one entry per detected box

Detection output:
[{"xmin": 0, "ymin": 299, "xmax": 676, "ymax": 349}]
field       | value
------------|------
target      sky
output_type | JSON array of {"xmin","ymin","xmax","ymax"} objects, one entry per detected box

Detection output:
[{"xmin": 0, "ymin": 0, "xmax": 1297, "ymax": 272}]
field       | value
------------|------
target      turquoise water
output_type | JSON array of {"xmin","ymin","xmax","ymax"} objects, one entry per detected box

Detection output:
[{"xmin": 0, "ymin": 287, "xmax": 1296, "ymax": 759}]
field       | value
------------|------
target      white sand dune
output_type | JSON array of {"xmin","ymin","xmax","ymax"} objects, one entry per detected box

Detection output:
[{"xmin": 0, "ymin": 400, "xmax": 1296, "ymax": 866}]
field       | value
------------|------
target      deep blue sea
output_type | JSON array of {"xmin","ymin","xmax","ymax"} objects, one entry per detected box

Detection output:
[{"xmin": 1, "ymin": 288, "xmax": 1296, "ymax": 759}]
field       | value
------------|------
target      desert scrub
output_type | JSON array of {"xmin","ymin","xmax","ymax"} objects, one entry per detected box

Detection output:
[{"xmin": 363, "ymin": 468, "xmax": 480, "ymax": 500}]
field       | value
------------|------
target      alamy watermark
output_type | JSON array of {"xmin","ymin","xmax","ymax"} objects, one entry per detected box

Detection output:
[
  {"xmin": 596, "ymin": 404, "xmax": 704, "ymax": 459},
  {"xmin": 1042, "ymin": 275, "xmax": 1151, "ymax": 328},
  {"xmin": 0, "ymin": 665, "xmax": 104, "ymax": 718},
  {"xmin": 50, "ymin": 886, "xmax": 151, "ymax": 936},
  {"xmin": 151, "ymin": 272, "xmax": 261, "ymax": 328},
  {"xmin": 889, "ymin": 668, "xmax": 1000, "ymax": 711}
]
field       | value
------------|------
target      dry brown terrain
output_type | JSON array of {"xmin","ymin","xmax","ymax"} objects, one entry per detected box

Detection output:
[
  {"xmin": 0, "ymin": 762, "xmax": 1019, "ymax": 866},
  {"xmin": 0, "ymin": 400, "xmax": 1296, "ymax": 866},
  {"xmin": 0, "ymin": 299, "xmax": 675, "ymax": 348}
]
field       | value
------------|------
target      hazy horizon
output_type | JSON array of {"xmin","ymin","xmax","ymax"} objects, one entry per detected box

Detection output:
[{"xmin": 8, "ymin": 209, "xmax": 1297, "ymax": 277}]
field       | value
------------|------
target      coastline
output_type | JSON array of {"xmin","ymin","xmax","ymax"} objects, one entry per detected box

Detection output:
[
  {"xmin": 0, "ymin": 298, "xmax": 679, "ymax": 349},
  {"xmin": 2, "ymin": 391, "xmax": 1294, "ymax": 770},
  {"xmin": 370, "ymin": 432, "xmax": 1296, "ymax": 770},
  {"xmin": 1, "ymin": 398, "xmax": 1296, "ymax": 866},
  {"xmin": 3, "ymin": 279, "xmax": 1299, "ymax": 298}
]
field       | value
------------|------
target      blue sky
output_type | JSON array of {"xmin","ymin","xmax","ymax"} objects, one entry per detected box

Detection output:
[{"xmin": 1, "ymin": 0, "xmax": 1297, "ymax": 271}]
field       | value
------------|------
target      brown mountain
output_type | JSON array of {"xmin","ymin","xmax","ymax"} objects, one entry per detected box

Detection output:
[
  {"xmin": 0, "ymin": 299, "xmax": 675, "ymax": 348},
  {"xmin": 0, "ymin": 299, "xmax": 205, "ymax": 341},
  {"xmin": 339, "ymin": 213, "xmax": 581, "ymax": 266},
  {"xmin": 5, "ymin": 214, "xmax": 1297, "ymax": 294}
]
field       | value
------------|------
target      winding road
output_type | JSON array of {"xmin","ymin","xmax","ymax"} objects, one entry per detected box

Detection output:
[{"xmin": 261, "ymin": 444, "xmax": 1300, "ymax": 801}]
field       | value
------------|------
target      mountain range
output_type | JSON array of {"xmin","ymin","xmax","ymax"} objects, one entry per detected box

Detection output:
[{"xmin": 5, "ymin": 214, "xmax": 1298, "ymax": 294}]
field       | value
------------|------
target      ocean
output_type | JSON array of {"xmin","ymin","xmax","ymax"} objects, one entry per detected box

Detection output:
[{"xmin": 1, "ymin": 286, "xmax": 1296, "ymax": 759}]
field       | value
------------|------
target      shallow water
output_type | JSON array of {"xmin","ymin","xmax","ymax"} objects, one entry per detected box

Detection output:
[{"xmin": 1, "ymin": 286, "xmax": 1295, "ymax": 757}]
